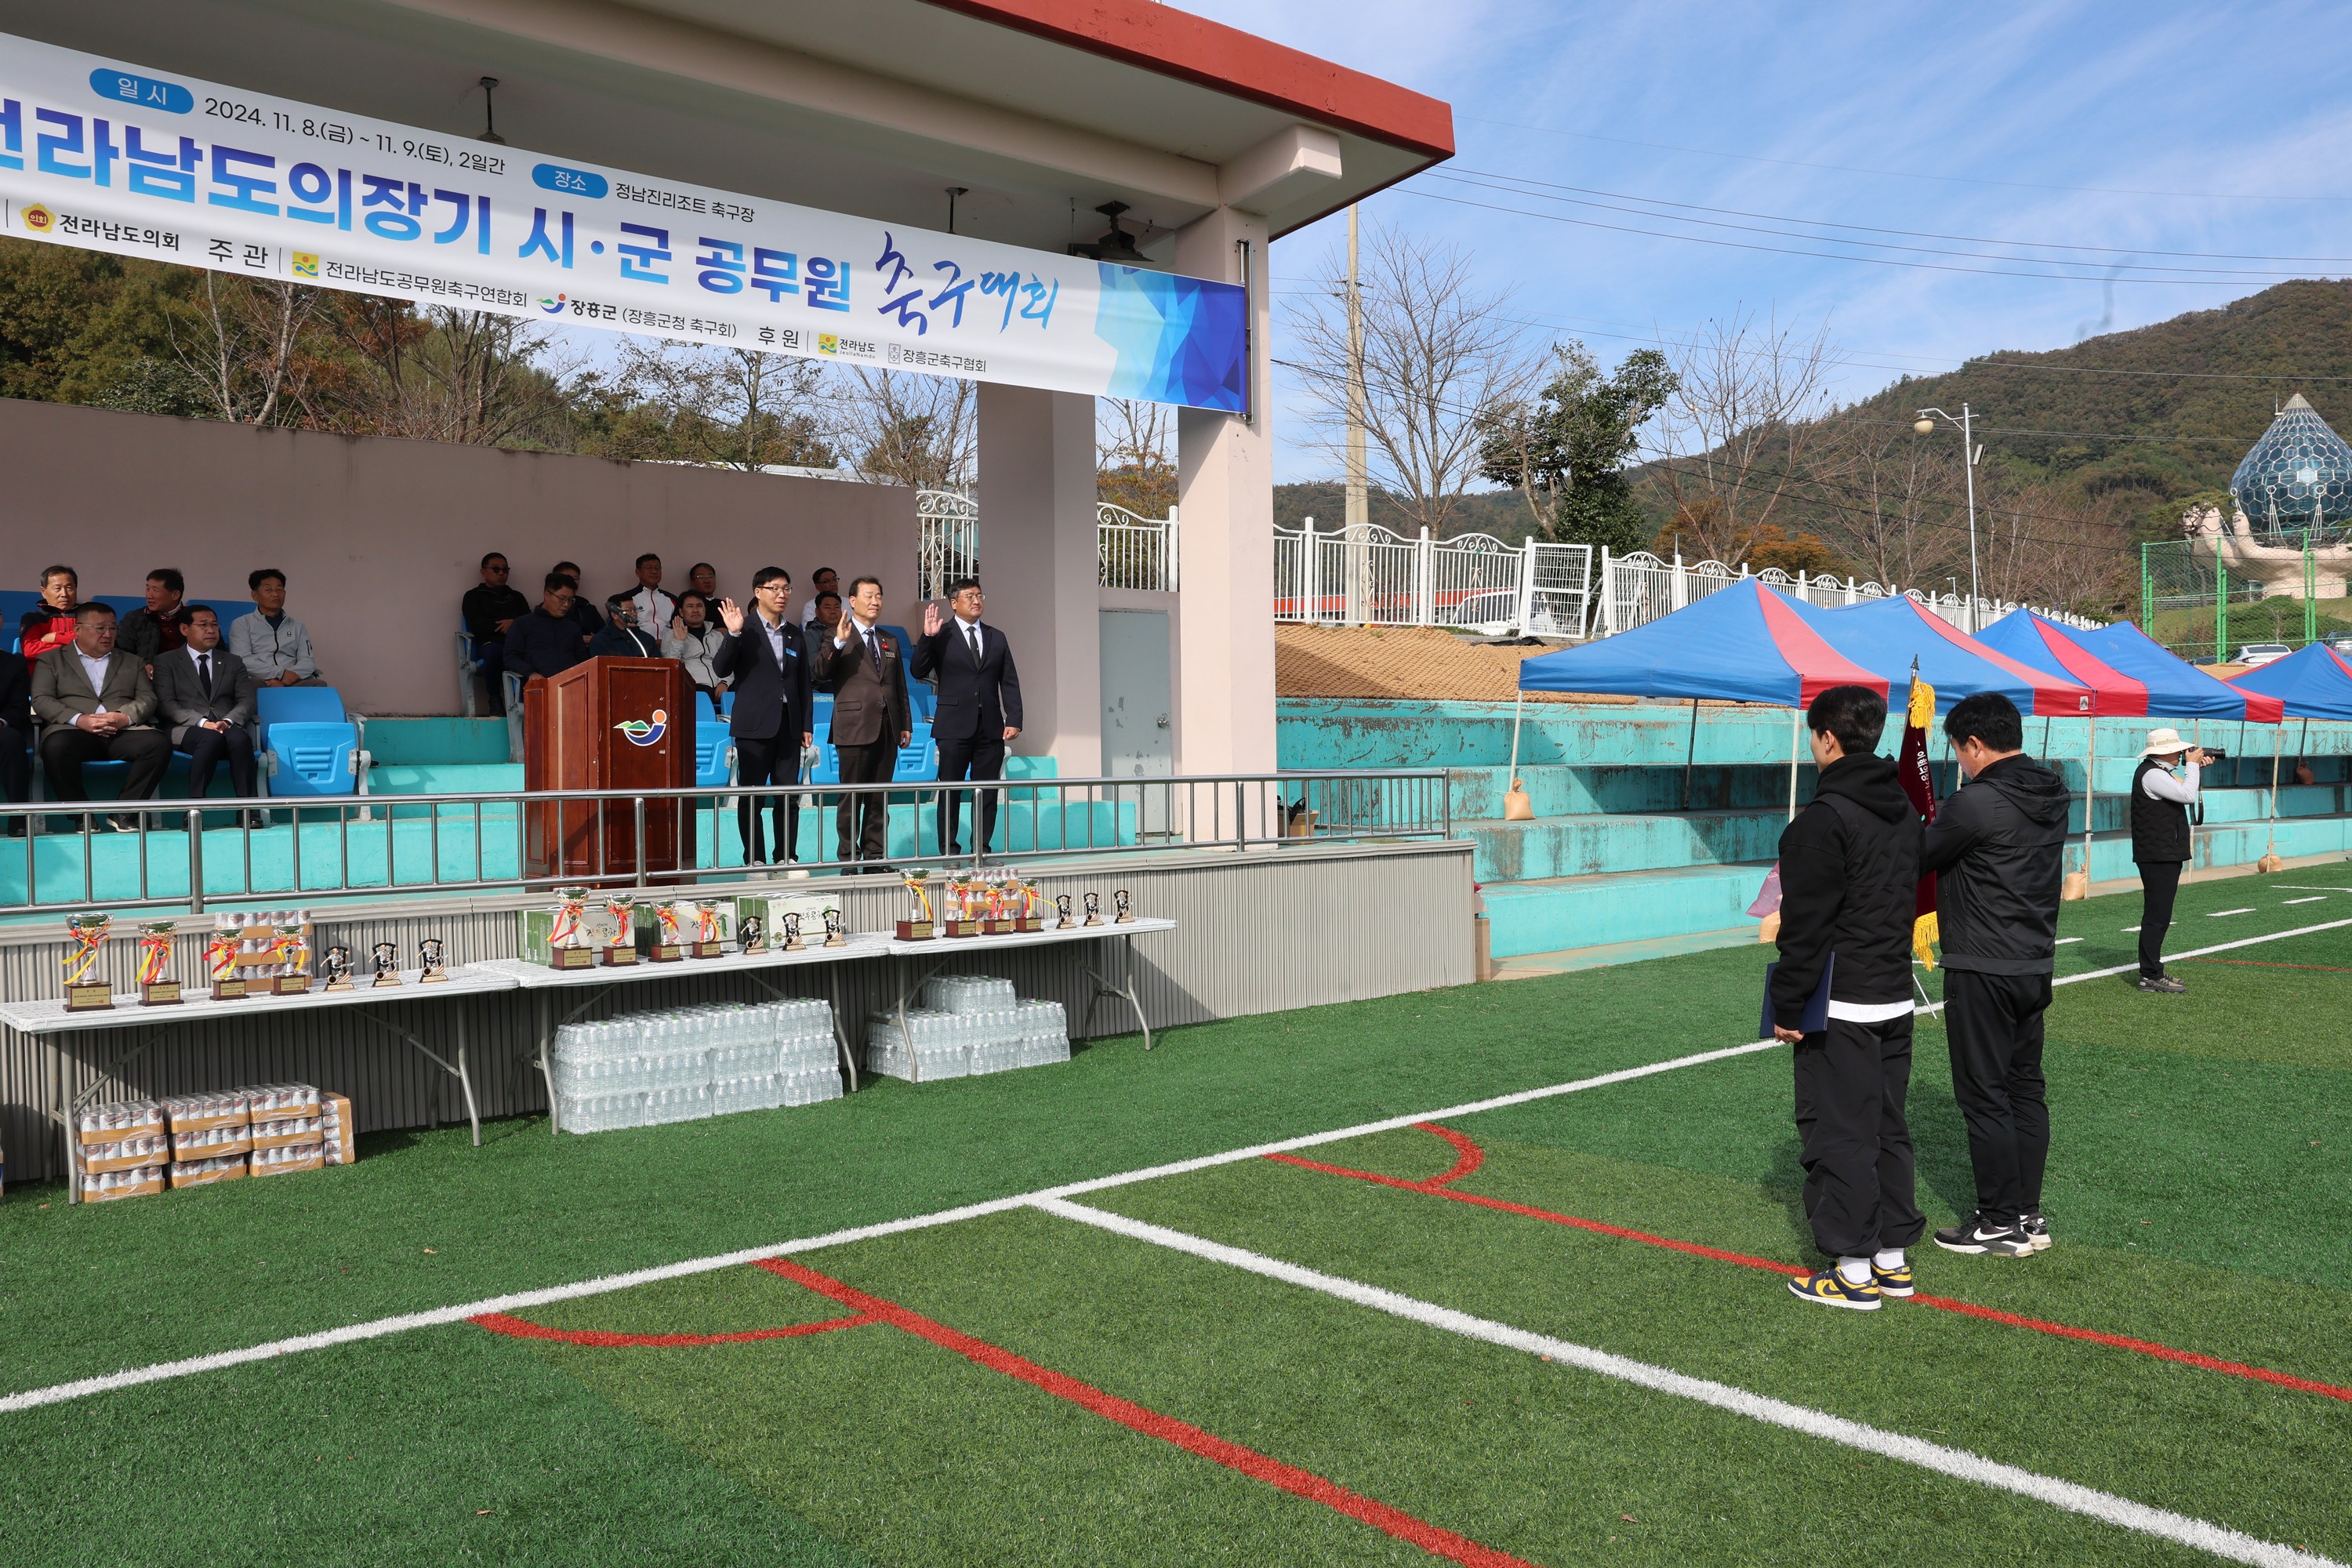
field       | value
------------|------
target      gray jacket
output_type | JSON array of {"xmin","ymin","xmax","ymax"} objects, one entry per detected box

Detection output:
[
  {"xmin": 31, "ymin": 647, "xmax": 157, "ymax": 729},
  {"xmin": 153, "ymin": 645, "xmax": 257, "ymax": 747},
  {"xmin": 227, "ymin": 610, "xmax": 318, "ymax": 681}
]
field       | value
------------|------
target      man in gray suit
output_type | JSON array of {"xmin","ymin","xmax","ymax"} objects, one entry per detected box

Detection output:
[
  {"xmin": 154, "ymin": 604, "xmax": 260, "ymax": 803},
  {"xmin": 812, "ymin": 575, "xmax": 910, "ymax": 867},
  {"xmin": 31, "ymin": 603, "xmax": 170, "ymax": 828}
]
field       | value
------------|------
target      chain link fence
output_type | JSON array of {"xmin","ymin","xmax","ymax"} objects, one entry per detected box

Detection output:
[{"xmin": 2142, "ymin": 537, "xmax": 2352, "ymax": 663}]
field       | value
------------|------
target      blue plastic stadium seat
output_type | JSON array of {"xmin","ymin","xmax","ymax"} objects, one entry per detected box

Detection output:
[
  {"xmin": 265, "ymin": 722, "xmax": 359, "ymax": 797},
  {"xmin": 254, "ymin": 684, "xmax": 347, "ymax": 744},
  {"xmin": 808, "ymin": 742, "xmax": 840, "ymax": 786},
  {"xmin": 881, "ymin": 625, "xmax": 938, "ymax": 720},
  {"xmin": 692, "ymin": 727, "xmax": 735, "ymax": 789},
  {"xmin": 719, "ymin": 688, "xmax": 735, "ymax": 717},
  {"xmin": 892, "ymin": 735, "xmax": 938, "ymax": 783}
]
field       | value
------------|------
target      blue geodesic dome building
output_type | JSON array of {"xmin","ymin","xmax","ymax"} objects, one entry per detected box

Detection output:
[{"xmin": 2230, "ymin": 392, "xmax": 2352, "ymax": 543}]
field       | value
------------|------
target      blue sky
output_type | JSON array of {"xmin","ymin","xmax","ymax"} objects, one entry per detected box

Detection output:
[{"xmin": 1187, "ymin": 0, "xmax": 2352, "ymax": 483}]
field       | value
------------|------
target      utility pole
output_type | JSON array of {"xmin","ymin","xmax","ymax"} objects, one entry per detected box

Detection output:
[
  {"xmin": 1915, "ymin": 403, "xmax": 1982, "ymax": 621},
  {"xmin": 1345, "ymin": 204, "xmax": 1367, "ymax": 533}
]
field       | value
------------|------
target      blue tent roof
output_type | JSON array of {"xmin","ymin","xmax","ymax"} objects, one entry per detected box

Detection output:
[
  {"xmin": 1795, "ymin": 597, "xmax": 2092, "ymax": 716},
  {"xmin": 2080, "ymin": 621, "xmax": 2284, "ymax": 722},
  {"xmin": 1516, "ymin": 578, "xmax": 1884, "ymax": 707},
  {"xmin": 2224, "ymin": 641, "xmax": 2352, "ymax": 720}
]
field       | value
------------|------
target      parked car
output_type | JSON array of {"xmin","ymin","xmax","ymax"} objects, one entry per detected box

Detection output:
[
  {"xmin": 2323, "ymin": 634, "xmax": 2352, "ymax": 657},
  {"xmin": 2234, "ymin": 642, "xmax": 2292, "ymax": 666}
]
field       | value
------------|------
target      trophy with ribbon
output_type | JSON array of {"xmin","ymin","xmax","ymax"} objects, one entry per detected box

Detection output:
[
  {"xmin": 547, "ymin": 887, "xmax": 597, "ymax": 970},
  {"xmin": 1113, "ymin": 888, "xmax": 1135, "ymax": 925},
  {"xmin": 369, "ymin": 940, "xmax": 401, "ymax": 989},
  {"xmin": 689, "ymin": 901, "xmax": 727, "ymax": 960},
  {"xmin": 738, "ymin": 914, "xmax": 765, "ymax": 956},
  {"xmin": 136, "ymin": 920, "xmax": 181, "ymax": 1006},
  {"xmin": 896, "ymin": 869, "xmax": 936, "ymax": 941},
  {"xmin": 274, "ymin": 920, "xmax": 312, "ymax": 995},
  {"xmin": 945, "ymin": 875, "xmax": 983, "ymax": 939},
  {"xmin": 1082, "ymin": 891, "xmax": 1103, "ymax": 928},
  {"xmin": 822, "ymin": 907, "xmax": 848, "ymax": 949},
  {"xmin": 648, "ymin": 902, "xmax": 684, "ymax": 962},
  {"xmin": 780, "ymin": 913, "xmax": 805, "ymax": 953},
  {"xmin": 419, "ymin": 937, "xmax": 450, "ymax": 984},
  {"xmin": 601, "ymin": 891, "xmax": 637, "ymax": 967},
  {"xmin": 321, "ymin": 945, "xmax": 354, "ymax": 992},
  {"xmin": 1017, "ymin": 879, "xmax": 1044, "ymax": 934},
  {"xmin": 205, "ymin": 921, "xmax": 247, "ymax": 1000},
  {"xmin": 1054, "ymin": 894, "xmax": 1074, "ymax": 931},
  {"xmin": 62, "ymin": 913, "xmax": 115, "ymax": 1011}
]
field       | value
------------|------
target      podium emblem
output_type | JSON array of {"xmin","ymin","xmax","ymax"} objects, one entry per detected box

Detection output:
[{"xmin": 612, "ymin": 708, "xmax": 670, "ymax": 747}]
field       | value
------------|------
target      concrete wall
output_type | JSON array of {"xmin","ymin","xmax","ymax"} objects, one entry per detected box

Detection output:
[{"xmin": 0, "ymin": 397, "xmax": 917, "ymax": 716}]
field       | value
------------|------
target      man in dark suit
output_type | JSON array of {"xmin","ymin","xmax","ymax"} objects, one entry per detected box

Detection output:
[
  {"xmin": 30, "ymin": 602, "xmax": 170, "ymax": 829},
  {"xmin": 505, "ymin": 574, "xmax": 591, "ymax": 681},
  {"xmin": 154, "ymin": 604, "xmax": 261, "ymax": 804},
  {"xmin": 712, "ymin": 567, "xmax": 812, "ymax": 866},
  {"xmin": 912, "ymin": 575, "xmax": 1022, "ymax": 855},
  {"xmin": 811, "ymin": 575, "xmax": 910, "ymax": 868}
]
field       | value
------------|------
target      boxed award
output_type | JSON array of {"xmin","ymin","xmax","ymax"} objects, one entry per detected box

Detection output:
[
  {"xmin": 83, "ymin": 1134, "xmax": 172, "ymax": 1174},
  {"xmin": 636, "ymin": 900, "xmax": 728, "ymax": 961},
  {"xmin": 520, "ymin": 889, "xmax": 608, "ymax": 969}
]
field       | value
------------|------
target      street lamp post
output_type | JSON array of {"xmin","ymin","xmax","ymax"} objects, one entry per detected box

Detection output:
[{"xmin": 1915, "ymin": 405, "xmax": 1982, "ymax": 627}]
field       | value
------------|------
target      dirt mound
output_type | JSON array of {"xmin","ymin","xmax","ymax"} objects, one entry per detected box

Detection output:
[{"xmin": 1275, "ymin": 624, "xmax": 1631, "ymax": 704}]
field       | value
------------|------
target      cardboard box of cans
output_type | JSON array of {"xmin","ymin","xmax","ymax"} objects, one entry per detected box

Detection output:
[{"xmin": 70, "ymin": 1085, "xmax": 353, "ymax": 1199}]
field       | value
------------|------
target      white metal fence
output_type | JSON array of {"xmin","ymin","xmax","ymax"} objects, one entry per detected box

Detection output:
[
  {"xmin": 1098, "ymin": 503, "xmax": 1179, "ymax": 592},
  {"xmin": 1588, "ymin": 549, "xmax": 2100, "ymax": 637},
  {"xmin": 1272, "ymin": 518, "xmax": 1593, "ymax": 635},
  {"xmin": 916, "ymin": 488, "xmax": 979, "ymax": 601}
]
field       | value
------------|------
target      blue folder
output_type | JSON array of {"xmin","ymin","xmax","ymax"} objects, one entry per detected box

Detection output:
[{"xmin": 1761, "ymin": 954, "xmax": 1835, "ymax": 1039}]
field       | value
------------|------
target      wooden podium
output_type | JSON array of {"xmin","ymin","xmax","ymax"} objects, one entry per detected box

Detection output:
[{"xmin": 523, "ymin": 658, "xmax": 695, "ymax": 881}]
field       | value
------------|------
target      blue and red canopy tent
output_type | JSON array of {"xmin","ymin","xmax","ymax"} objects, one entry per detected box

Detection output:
[
  {"xmin": 1793, "ymin": 595, "xmax": 2093, "ymax": 717},
  {"xmin": 2226, "ymin": 641, "xmax": 2352, "ymax": 721},
  {"xmin": 1976, "ymin": 609, "xmax": 2285, "ymax": 723}
]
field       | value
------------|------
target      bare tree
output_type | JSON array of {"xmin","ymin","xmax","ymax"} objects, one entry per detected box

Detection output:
[
  {"xmin": 326, "ymin": 302, "xmax": 574, "ymax": 446},
  {"xmin": 1642, "ymin": 309, "xmax": 1838, "ymax": 566},
  {"xmin": 1098, "ymin": 397, "xmax": 1176, "ymax": 516},
  {"xmin": 829, "ymin": 368, "xmax": 976, "ymax": 489},
  {"xmin": 1287, "ymin": 220, "xmax": 1541, "ymax": 535},
  {"xmin": 167, "ymin": 274, "xmax": 325, "ymax": 426},
  {"xmin": 604, "ymin": 340, "xmax": 831, "ymax": 469},
  {"xmin": 1809, "ymin": 412, "xmax": 1965, "ymax": 586}
]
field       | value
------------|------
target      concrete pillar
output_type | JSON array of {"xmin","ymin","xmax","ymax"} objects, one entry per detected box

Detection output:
[
  {"xmin": 978, "ymin": 382, "xmax": 1100, "ymax": 779},
  {"xmin": 1173, "ymin": 205, "xmax": 1276, "ymax": 775}
]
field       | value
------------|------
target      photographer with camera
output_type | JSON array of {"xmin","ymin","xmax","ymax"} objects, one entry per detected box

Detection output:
[{"xmin": 2131, "ymin": 728, "xmax": 2207, "ymax": 994}]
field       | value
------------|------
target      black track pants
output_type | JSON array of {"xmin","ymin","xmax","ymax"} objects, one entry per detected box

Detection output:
[
  {"xmin": 1942, "ymin": 967, "xmax": 2051, "ymax": 1229},
  {"xmin": 2136, "ymin": 860, "xmax": 2182, "ymax": 978},
  {"xmin": 1792, "ymin": 1014, "xmax": 1925, "ymax": 1258}
]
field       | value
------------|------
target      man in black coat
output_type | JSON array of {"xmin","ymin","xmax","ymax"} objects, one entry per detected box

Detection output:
[
  {"xmin": 1772, "ymin": 684, "xmax": 1926, "ymax": 1312},
  {"xmin": 712, "ymin": 568, "xmax": 812, "ymax": 866},
  {"xmin": 811, "ymin": 575, "xmax": 910, "ymax": 867},
  {"xmin": 911, "ymin": 575, "xmax": 1023, "ymax": 856},
  {"xmin": 460, "ymin": 553, "xmax": 530, "ymax": 714},
  {"xmin": 504, "ymin": 574, "xmax": 590, "ymax": 681},
  {"xmin": 1921, "ymin": 691, "xmax": 2071, "ymax": 1259}
]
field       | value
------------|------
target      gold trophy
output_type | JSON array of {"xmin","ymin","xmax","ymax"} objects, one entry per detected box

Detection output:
[
  {"xmin": 63, "ymin": 913, "xmax": 114, "ymax": 1011},
  {"xmin": 648, "ymin": 903, "xmax": 684, "ymax": 962},
  {"xmin": 1017, "ymin": 880, "xmax": 1044, "ymax": 934},
  {"xmin": 205, "ymin": 921, "xmax": 247, "ymax": 1000},
  {"xmin": 944, "ymin": 875, "xmax": 982, "ymax": 939},
  {"xmin": 688, "ymin": 901, "xmax": 727, "ymax": 959},
  {"xmin": 895, "ymin": 869, "xmax": 936, "ymax": 941},
  {"xmin": 601, "ymin": 892, "xmax": 637, "ymax": 967},
  {"xmin": 547, "ymin": 887, "xmax": 597, "ymax": 970},
  {"xmin": 418, "ymin": 936, "xmax": 450, "ymax": 984},
  {"xmin": 136, "ymin": 920, "xmax": 181, "ymax": 1006},
  {"xmin": 273, "ymin": 921, "xmax": 311, "ymax": 995}
]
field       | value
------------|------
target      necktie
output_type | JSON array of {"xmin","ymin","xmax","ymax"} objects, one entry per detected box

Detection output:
[
  {"xmin": 866, "ymin": 629, "xmax": 881, "ymax": 678},
  {"xmin": 198, "ymin": 653, "xmax": 211, "ymax": 693},
  {"xmin": 967, "ymin": 624, "xmax": 982, "ymax": 666}
]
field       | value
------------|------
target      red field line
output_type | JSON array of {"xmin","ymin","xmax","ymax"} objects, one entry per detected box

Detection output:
[
  {"xmin": 1270, "ymin": 1126, "xmax": 2352, "ymax": 1406},
  {"xmin": 756, "ymin": 1257, "xmax": 1542, "ymax": 1568},
  {"xmin": 470, "ymin": 1309, "xmax": 877, "ymax": 1348}
]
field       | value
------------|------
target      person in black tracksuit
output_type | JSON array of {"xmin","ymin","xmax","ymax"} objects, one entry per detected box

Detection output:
[
  {"xmin": 1920, "ymin": 691, "xmax": 2071, "ymax": 1258},
  {"xmin": 1773, "ymin": 684, "xmax": 1926, "ymax": 1312},
  {"xmin": 2129, "ymin": 728, "xmax": 2205, "ymax": 993}
]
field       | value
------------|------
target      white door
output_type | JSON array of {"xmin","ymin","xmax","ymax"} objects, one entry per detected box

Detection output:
[{"xmin": 1100, "ymin": 610, "xmax": 1173, "ymax": 833}]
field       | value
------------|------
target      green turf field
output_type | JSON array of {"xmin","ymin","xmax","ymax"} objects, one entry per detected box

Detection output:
[{"xmin": 2, "ymin": 870, "xmax": 2348, "ymax": 1565}]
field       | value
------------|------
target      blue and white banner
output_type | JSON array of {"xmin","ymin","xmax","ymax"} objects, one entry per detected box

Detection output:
[{"xmin": 0, "ymin": 32, "xmax": 1248, "ymax": 411}]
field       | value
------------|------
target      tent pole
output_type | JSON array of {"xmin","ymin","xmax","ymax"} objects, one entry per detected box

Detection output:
[
  {"xmin": 1787, "ymin": 704, "xmax": 1802, "ymax": 822},
  {"xmin": 2080, "ymin": 719, "xmax": 2097, "ymax": 888},
  {"xmin": 1682, "ymin": 698, "xmax": 1700, "ymax": 811},
  {"xmin": 1503, "ymin": 686, "xmax": 1531, "ymax": 821}
]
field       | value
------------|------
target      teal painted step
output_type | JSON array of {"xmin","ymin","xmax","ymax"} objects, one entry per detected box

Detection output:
[
  {"xmin": 360, "ymin": 717, "xmax": 510, "ymax": 764},
  {"xmin": 1465, "ymin": 809, "xmax": 1786, "ymax": 883},
  {"xmin": 1483, "ymin": 864, "xmax": 1768, "ymax": 959},
  {"xmin": 371, "ymin": 764, "xmax": 524, "ymax": 795},
  {"xmin": 1446, "ymin": 764, "xmax": 1822, "ymax": 818}
]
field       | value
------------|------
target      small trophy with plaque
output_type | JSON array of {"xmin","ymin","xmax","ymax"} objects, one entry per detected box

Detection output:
[
  {"xmin": 738, "ymin": 915, "xmax": 765, "ymax": 956},
  {"xmin": 418, "ymin": 937, "xmax": 450, "ymax": 984},
  {"xmin": 943, "ymin": 875, "xmax": 983, "ymax": 939},
  {"xmin": 822, "ymin": 908, "xmax": 848, "ymax": 949},
  {"xmin": 369, "ymin": 940, "xmax": 401, "ymax": 989},
  {"xmin": 1054, "ymin": 894, "xmax": 1075, "ymax": 931},
  {"xmin": 648, "ymin": 903, "xmax": 685, "ymax": 963},
  {"xmin": 688, "ymin": 902, "xmax": 728, "ymax": 960},
  {"xmin": 779, "ymin": 913, "xmax": 804, "ymax": 953},
  {"xmin": 274, "ymin": 921, "xmax": 312, "ymax": 995},
  {"xmin": 62, "ymin": 913, "xmax": 114, "ymax": 1011},
  {"xmin": 547, "ymin": 887, "xmax": 597, "ymax": 971},
  {"xmin": 896, "ymin": 869, "xmax": 936, "ymax": 941},
  {"xmin": 205, "ymin": 920, "xmax": 247, "ymax": 1000},
  {"xmin": 136, "ymin": 920, "xmax": 181, "ymax": 1006},
  {"xmin": 1113, "ymin": 889, "xmax": 1135, "ymax": 925},
  {"xmin": 321, "ymin": 946, "xmax": 354, "ymax": 992},
  {"xmin": 1082, "ymin": 891, "xmax": 1103, "ymax": 928},
  {"xmin": 601, "ymin": 892, "xmax": 637, "ymax": 967},
  {"xmin": 1017, "ymin": 880, "xmax": 1045, "ymax": 934}
]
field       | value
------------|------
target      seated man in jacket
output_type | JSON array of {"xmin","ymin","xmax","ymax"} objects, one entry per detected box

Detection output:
[
  {"xmin": 227, "ymin": 568, "xmax": 323, "ymax": 687},
  {"xmin": 1921, "ymin": 691, "xmax": 2071, "ymax": 1259},
  {"xmin": 504, "ymin": 574, "xmax": 591, "ymax": 681},
  {"xmin": 154, "ymin": 604, "xmax": 260, "ymax": 804},
  {"xmin": 31, "ymin": 602, "xmax": 170, "ymax": 829},
  {"xmin": 1772, "ymin": 684, "xmax": 1927, "ymax": 1312},
  {"xmin": 19, "ymin": 564, "xmax": 78, "ymax": 670},
  {"xmin": 116, "ymin": 568, "xmax": 189, "ymax": 669},
  {"xmin": 589, "ymin": 593, "xmax": 662, "ymax": 659}
]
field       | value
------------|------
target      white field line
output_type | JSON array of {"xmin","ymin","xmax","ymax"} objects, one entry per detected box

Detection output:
[
  {"xmin": 2284, "ymin": 897, "xmax": 2328, "ymax": 905},
  {"xmin": 1036, "ymin": 1199, "xmax": 2344, "ymax": 1568},
  {"xmin": 0, "ymin": 1040, "xmax": 1781, "ymax": 1416},
  {"xmin": 2273, "ymin": 886, "xmax": 2352, "ymax": 892},
  {"xmin": 2209, "ymin": 908, "xmax": 2256, "ymax": 917}
]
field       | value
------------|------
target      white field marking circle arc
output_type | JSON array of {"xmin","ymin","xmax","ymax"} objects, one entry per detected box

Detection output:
[
  {"xmin": 1034, "ymin": 1199, "xmax": 2344, "ymax": 1568},
  {"xmin": 9, "ymin": 911, "xmax": 2348, "ymax": 1418},
  {"xmin": 0, "ymin": 1040, "xmax": 1780, "ymax": 1415}
]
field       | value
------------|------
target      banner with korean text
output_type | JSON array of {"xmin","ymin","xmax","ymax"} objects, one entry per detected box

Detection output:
[{"xmin": 0, "ymin": 33, "xmax": 1248, "ymax": 412}]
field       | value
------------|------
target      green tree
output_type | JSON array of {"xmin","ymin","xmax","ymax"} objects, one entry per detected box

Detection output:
[{"xmin": 1479, "ymin": 342, "xmax": 1676, "ymax": 555}]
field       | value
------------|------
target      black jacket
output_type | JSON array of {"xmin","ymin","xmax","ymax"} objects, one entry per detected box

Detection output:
[
  {"xmin": 0, "ymin": 647, "xmax": 28, "ymax": 733},
  {"xmin": 1920, "ymin": 753, "xmax": 2071, "ymax": 975},
  {"xmin": 909, "ymin": 617, "xmax": 1022, "ymax": 742},
  {"xmin": 710, "ymin": 614, "xmax": 812, "ymax": 742},
  {"xmin": 503, "ymin": 608, "xmax": 589, "ymax": 680},
  {"xmin": 1773, "ymin": 753, "xmax": 1923, "ymax": 1022},
  {"xmin": 462, "ymin": 583, "xmax": 531, "ymax": 642},
  {"xmin": 589, "ymin": 623, "xmax": 660, "ymax": 659}
]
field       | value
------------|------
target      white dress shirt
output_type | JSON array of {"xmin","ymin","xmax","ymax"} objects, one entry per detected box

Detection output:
[
  {"xmin": 955, "ymin": 613, "xmax": 984, "ymax": 662},
  {"xmin": 2141, "ymin": 759, "xmax": 2201, "ymax": 803},
  {"xmin": 75, "ymin": 649, "xmax": 112, "ymax": 714}
]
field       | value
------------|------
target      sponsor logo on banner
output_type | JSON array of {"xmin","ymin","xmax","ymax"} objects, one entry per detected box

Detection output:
[
  {"xmin": 613, "ymin": 709, "xmax": 669, "ymax": 748},
  {"xmin": 0, "ymin": 31, "xmax": 1246, "ymax": 410}
]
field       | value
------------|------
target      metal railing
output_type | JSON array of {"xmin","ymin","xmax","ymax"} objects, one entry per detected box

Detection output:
[
  {"xmin": 1098, "ymin": 502, "xmax": 1179, "ymax": 592},
  {"xmin": 0, "ymin": 770, "xmax": 1452, "ymax": 916},
  {"xmin": 1273, "ymin": 519, "xmax": 1592, "ymax": 636},
  {"xmin": 916, "ymin": 487, "xmax": 979, "ymax": 601}
]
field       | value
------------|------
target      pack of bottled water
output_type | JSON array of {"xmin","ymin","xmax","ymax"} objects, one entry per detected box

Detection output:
[
  {"xmin": 864, "ymin": 986, "xmax": 1069, "ymax": 1082},
  {"xmin": 552, "ymin": 997, "xmax": 842, "ymax": 1134}
]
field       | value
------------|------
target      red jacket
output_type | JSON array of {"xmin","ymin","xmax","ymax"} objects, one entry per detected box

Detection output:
[{"xmin": 18, "ymin": 609, "xmax": 74, "ymax": 667}]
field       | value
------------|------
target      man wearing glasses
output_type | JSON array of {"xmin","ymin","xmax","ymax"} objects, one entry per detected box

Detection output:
[{"xmin": 461, "ymin": 554, "xmax": 530, "ymax": 715}]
